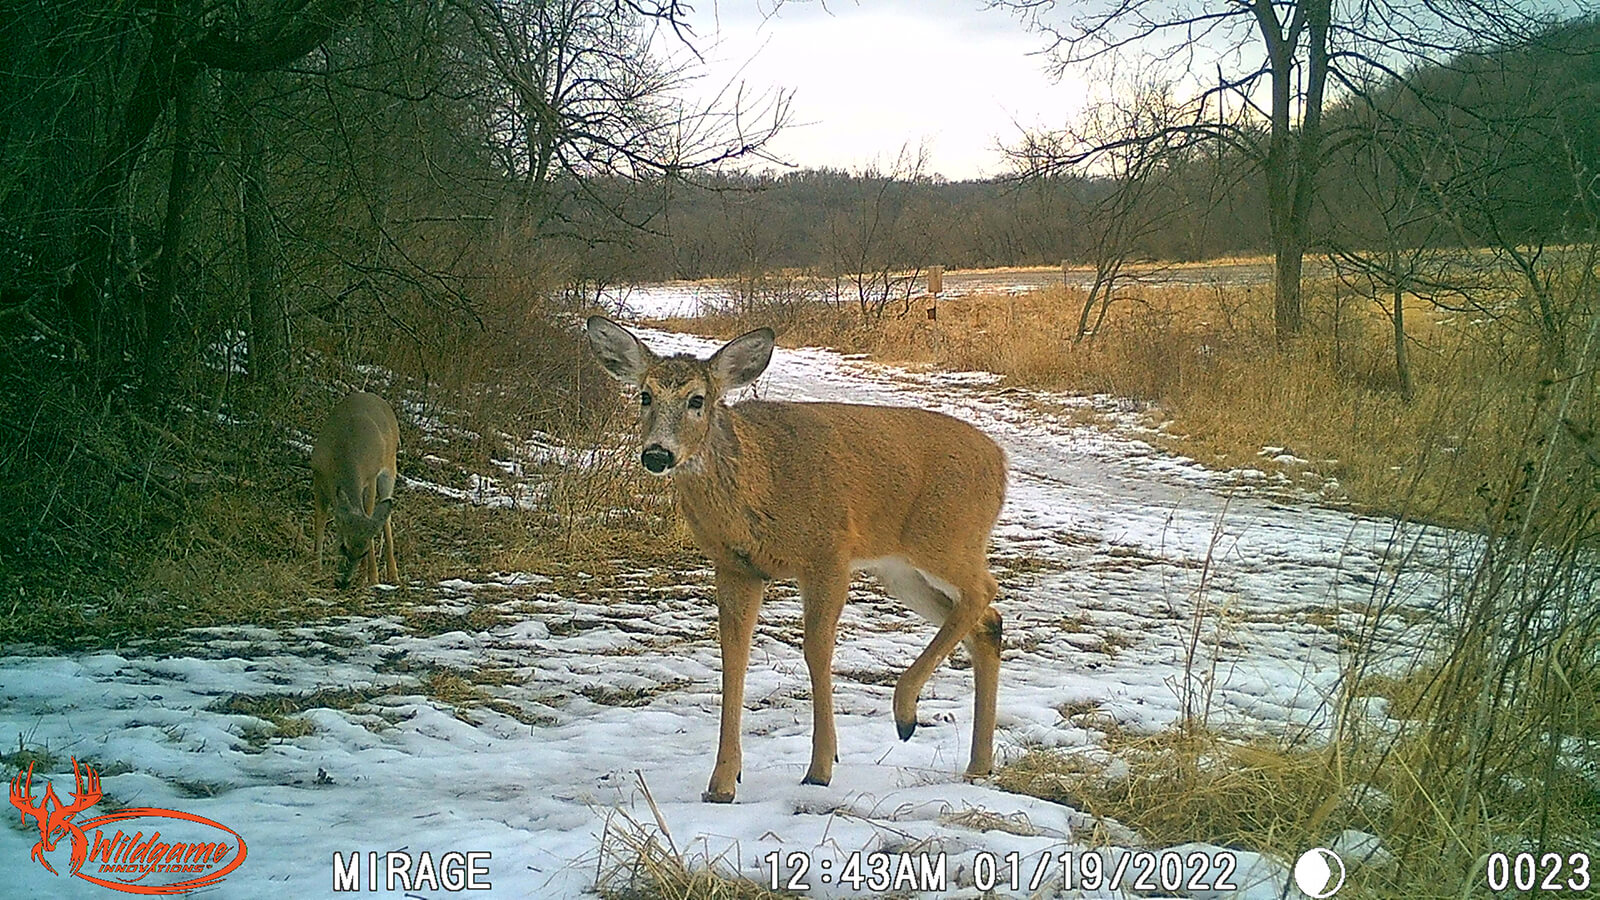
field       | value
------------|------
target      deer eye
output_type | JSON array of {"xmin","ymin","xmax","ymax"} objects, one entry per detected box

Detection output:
[
  {"xmin": 687, "ymin": 395, "xmax": 705, "ymax": 410},
  {"xmin": 640, "ymin": 391, "xmax": 652, "ymax": 407}
]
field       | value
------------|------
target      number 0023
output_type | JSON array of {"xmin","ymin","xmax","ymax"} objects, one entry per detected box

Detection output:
[{"xmin": 1484, "ymin": 852, "xmax": 1590, "ymax": 892}]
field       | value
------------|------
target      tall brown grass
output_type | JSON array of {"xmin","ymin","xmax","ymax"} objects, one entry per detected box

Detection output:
[
  {"xmin": 0, "ymin": 229, "xmax": 680, "ymax": 649},
  {"xmin": 669, "ymin": 275, "xmax": 1595, "ymax": 532}
]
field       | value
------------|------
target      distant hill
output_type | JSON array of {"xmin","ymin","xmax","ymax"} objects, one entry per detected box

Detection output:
[{"xmin": 1320, "ymin": 17, "xmax": 1600, "ymax": 246}]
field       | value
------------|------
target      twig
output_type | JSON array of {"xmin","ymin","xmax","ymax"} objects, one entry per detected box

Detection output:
[{"xmin": 634, "ymin": 769, "xmax": 678, "ymax": 857}]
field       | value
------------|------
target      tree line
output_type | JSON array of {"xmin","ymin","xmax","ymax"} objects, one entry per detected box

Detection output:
[
  {"xmin": 1, "ymin": 2, "xmax": 1595, "ymax": 403},
  {"xmin": 0, "ymin": 0, "xmax": 786, "ymax": 404},
  {"xmin": 605, "ymin": 16, "xmax": 1597, "ymax": 301}
]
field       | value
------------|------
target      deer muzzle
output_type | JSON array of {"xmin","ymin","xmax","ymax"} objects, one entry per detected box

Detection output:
[{"xmin": 641, "ymin": 444, "xmax": 675, "ymax": 474}]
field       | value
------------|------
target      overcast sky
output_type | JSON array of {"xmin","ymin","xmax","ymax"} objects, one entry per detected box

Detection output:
[{"xmin": 666, "ymin": 0, "xmax": 1092, "ymax": 181}]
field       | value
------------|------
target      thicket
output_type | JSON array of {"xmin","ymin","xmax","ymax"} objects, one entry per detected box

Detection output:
[{"xmin": 0, "ymin": 0, "xmax": 780, "ymax": 637}]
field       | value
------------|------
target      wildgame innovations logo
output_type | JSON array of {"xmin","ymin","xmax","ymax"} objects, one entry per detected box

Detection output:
[{"xmin": 10, "ymin": 758, "xmax": 248, "ymax": 894}]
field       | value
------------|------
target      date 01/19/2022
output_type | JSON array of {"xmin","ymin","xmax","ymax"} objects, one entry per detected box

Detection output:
[{"xmin": 764, "ymin": 848, "xmax": 1241, "ymax": 894}]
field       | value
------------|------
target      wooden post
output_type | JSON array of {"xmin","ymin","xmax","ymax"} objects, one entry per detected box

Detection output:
[{"xmin": 926, "ymin": 265, "xmax": 943, "ymax": 320}]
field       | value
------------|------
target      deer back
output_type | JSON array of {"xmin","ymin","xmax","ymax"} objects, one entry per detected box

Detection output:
[
  {"xmin": 677, "ymin": 399, "xmax": 1007, "ymax": 579},
  {"xmin": 312, "ymin": 391, "xmax": 399, "ymax": 517}
]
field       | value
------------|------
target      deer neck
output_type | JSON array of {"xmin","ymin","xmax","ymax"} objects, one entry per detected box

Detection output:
[
  {"xmin": 672, "ymin": 406, "xmax": 768, "ymax": 550},
  {"xmin": 331, "ymin": 469, "xmax": 375, "ymax": 519}
]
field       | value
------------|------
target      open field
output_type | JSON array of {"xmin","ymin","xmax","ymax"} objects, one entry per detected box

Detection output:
[
  {"xmin": 655, "ymin": 271, "xmax": 1596, "ymax": 534},
  {"xmin": 6, "ymin": 3, "xmax": 1597, "ymax": 896},
  {"xmin": 2, "ymin": 260, "xmax": 1593, "ymax": 898},
  {"xmin": 3, "ymin": 296, "xmax": 1593, "ymax": 897},
  {"xmin": 603, "ymin": 260, "xmax": 1301, "ymax": 319}
]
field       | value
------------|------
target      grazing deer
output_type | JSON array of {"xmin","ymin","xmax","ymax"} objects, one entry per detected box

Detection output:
[
  {"xmin": 312, "ymin": 391, "xmax": 400, "ymax": 589},
  {"xmin": 586, "ymin": 317, "xmax": 1007, "ymax": 803}
]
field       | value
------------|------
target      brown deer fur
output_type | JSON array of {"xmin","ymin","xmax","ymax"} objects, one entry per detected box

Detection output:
[{"xmin": 587, "ymin": 317, "xmax": 1007, "ymax": 803}]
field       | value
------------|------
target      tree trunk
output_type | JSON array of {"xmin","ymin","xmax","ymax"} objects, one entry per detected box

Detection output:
[
  {"xmin": 239, "ymin": 78, "xmax": 288, "ymax": 392},
  {"xmin": 1253, "ymin": 0, "xmax": 1332, "ymax": 344},
  {"xmin": 1257, "ymin": 0, "xmax": 1299, "ymax": 342},
  {"xmin": 1393, "ymin": 283, "xmax": 1413, "ymax": 400},
  {"xmin": 64, "ymin": 0, "xmax": 178, "ymax": 379},
  {"xmin": 1075, "ymin": 281, "xmax": 1100, "ymax": 343},
  {"xmin": 1274, "ymin": 240, "xmax": 1304, "ymax": 338},
  {"xmin": 145, "ymin": 69, "xmax": 195, "ymax": 399}
]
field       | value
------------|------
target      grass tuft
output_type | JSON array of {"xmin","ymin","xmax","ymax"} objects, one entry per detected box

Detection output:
[{"xmin": 595, "ymin": 809, "xmax": 783, "ymax": 900}]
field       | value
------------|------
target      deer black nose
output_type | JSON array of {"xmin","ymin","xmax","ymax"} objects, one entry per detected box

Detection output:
[{"xmin": 641, "ymin": 445, "xmax": 675, "ymax": 473}]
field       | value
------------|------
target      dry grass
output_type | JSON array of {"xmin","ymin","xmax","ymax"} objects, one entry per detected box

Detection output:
[
  {"xmin": 1000, "ymin": 710, "xmax": 1597, "ymax": 896},
  {"xmin": 212, "ymin": 687, "xmax": 388, "ymax": 747},
  {"xmin": 988, "ymin": 352, "xmax": 1600, "ymax": 897},
  {"xmin": 0, "ymin": 254, "xmax": 694, "ymax": 651},
  {"xmin": 664, "ymin": 274, "xmax": 1595, "ymax": 532},
  {"xmin": 997, "ymin": 732, "xmax": 1346, "ymax": 852},
  {"xmin": 596, "ymin": 802, "xmax": 783, "ymax": 900}
]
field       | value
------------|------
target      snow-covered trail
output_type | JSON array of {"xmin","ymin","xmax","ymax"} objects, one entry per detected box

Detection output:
[{"xmin": 1, "ymin": 329, "xmax": 1451, "ymax": 898}]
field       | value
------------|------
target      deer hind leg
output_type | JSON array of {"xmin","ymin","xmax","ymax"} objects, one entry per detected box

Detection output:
[
  {"xmin": 798, "ymin": 567, "xmax": 850, "ymax": 787},
  {"xmin": 362, "ymin": 484, "xmax": 379, "ymax": 586},
  {"xmin": 881, "ymin": 558, "xmax": 999, "ymax": 768},
  {"xmin": 382, "ymin": 515, "xmax": 398, "ymax": 584},
  {"xmin": 964, "ymin": 605, "xmax": 1002, "ymax": 777},
  {"xmin": 705, "ymin": 566, "xmax": 765, "ymax": 803},
  {"xmin": 378, "ymin": 470, "xmax": 398, "ymax": 583}
]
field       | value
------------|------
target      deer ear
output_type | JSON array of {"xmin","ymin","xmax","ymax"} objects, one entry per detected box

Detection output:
[
  {"xmin": 710, "ymin": 327, "xmax": 775, "ymax": 390},
  {"xmin": 372, "ymin": 496, "xmax": 395, "ymax": 526},
  {"xmin": 586, "ymin": 316, "xmax": 655, "ymax": 386}
]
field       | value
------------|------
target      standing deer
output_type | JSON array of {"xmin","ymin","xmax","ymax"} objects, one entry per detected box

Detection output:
[
  {"xmin": 586, "ymin": 317, "xmax": 1007, "ymax": 803},
  {"xmin": 312, "ymin": 391, "xmax": 400, "ymax": 589}
]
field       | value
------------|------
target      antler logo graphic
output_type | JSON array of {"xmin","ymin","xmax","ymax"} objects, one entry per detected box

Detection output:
[{"xmin": 10, "ymin": 758, "xmax": 101, "ymax": 876}]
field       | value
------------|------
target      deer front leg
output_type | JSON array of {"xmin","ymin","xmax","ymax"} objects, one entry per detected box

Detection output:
[
  {"xmin": 362, "ymin": 486, "xmax": 379, "ymax": 585},
  {"xmin": 798, "ymin": 568, "xmax": 848, "ymax": 787},
  {"xmin": 312, "ymin": 492, "xmax": 328, "ymax": 572},
  {"xmin": 704, "ymin": 566, "xmax": 764, "ymax": 803}
]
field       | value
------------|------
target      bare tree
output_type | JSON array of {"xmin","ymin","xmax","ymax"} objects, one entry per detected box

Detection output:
[
  {"xmin": 1011, "ymin": 83, "xmax": 1195, "ymax": 343},
  {"xmin": 1401, "ymin": 44, "xmax": 1599, "ymax": 372},
  {"xmin": 818, "ymin": 147, "xmax": 938, "ymax": 321},
  {"xmin": 1, "ymin": 0, "xmax": 788, "ymax": 398},
  {"xmin": 1323, "ymin": 21, "xmax": 1600, "ymax": 379},
  {"xmin": 1325, "ymin": 120, "xmax": 1444, "ymax": 400},
  {"xmin": 988, "ymin": 0, "xmax": 1557, "ymax": 343},
  {"xmin": 461, "ymin": 0, "xmax": 790, "ymax": 234}
]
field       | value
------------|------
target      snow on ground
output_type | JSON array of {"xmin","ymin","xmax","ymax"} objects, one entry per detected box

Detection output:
[
  {"xmin": 0, "ymin": 328, "xmax": 1458, "ymax": 898},
  {"xmin": 601, "ymin": 263, "xmax": 1282, "ymax": 320},
  {"xmin": 600, "ymin": 278, "xmax": 1072, "ymax": 320}
]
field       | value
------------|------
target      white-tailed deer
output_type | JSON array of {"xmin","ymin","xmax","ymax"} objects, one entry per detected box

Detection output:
[
  {"xmin": 587, "ymin": 317, "xmax": 1007, "ymax": 803},
  {"xmin": 311, "ymin": 391, "xmax": 400, "ymax": 589}
]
